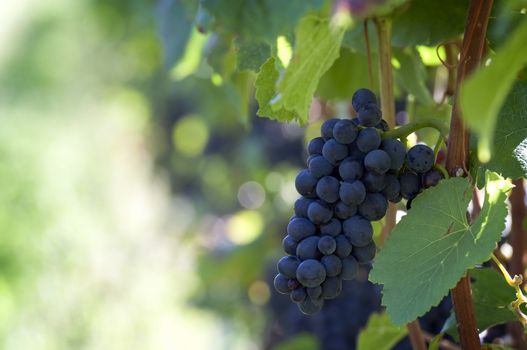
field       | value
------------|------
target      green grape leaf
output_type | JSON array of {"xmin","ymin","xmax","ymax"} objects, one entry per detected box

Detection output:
[
  {"xmin": 254, "ymin": 58, "xmax": 297, "ymax": 122},
  {"xmin": 477, "ymin": 81, "xmax": 527, "ymax": 180},
  {"xmin": 392, "ymin": 0, "xmax": 469, "ymax": 47},
  {"xmin": 444, "ymin": 268, "xmax": 517, "ymax": 339},
  {"xmin": 393, "ymin": 47, "xmax": 433, "ymax": 105},
  {"xmin": 460, "ymin": 20, "xmax": 527, "ymax": 163},
  {"xmin": 234, "ymin": 39, "xmax": 271, "ymax": 72},
  {"xmin": 357, "ymin": 312, "xmax": 407, "ymax": 350},
  {"xmin": 201, "ymin": 0, "xmax": 323, "ymax": 41},
  {"xmin": 316, "ymin": 49, "xmax": 378, "ymax": 101},
  {"xmin": 370, "ymin": 171, "xmax": 512, "ymax": 325},
  {"xmin": 275, "ymin": 16, "xmax": 346, "ymax": 123},
  {"xmin": 155, "ymin": 0, "xmax": 196, "ymax": 69}
]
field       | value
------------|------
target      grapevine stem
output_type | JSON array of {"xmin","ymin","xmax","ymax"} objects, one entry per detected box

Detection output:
[
  {"xmin": 374, "ymin": 16, "xmax": 427, "ymax": 350},
  {"xmin": 382, "ymin": 119, "xmax": 449, "ymax": 141},
  {"xmin": 447, "ymin": 0, "xmax": 494, "ymax": 348}
]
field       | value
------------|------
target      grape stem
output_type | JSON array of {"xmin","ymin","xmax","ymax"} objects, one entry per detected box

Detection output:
[
  {"xmin": 491, "ymin": 254, "xmax": 527, "ymax": 326},
  {"xmin": 382, "ymin": 119, "xmax": 449, "ymax": 142}
]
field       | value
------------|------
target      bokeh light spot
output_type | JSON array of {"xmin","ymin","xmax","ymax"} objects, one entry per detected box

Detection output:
[
  {"xmin": 172, "ymin": 115, "xmax": 209, "ymax": 157},
  {"xmin": 264, "ymin": 172, "xmax": 283, "ymax": 192},
  {"xmin": 237, "ymin": 181, "xmax": 265, "ymax": 209},
  {"xmin": 247, "ymin": 280, "xmax": 270, "ymax": 305},
  {"xmin": 226, "ymin": 210, "xmax": 263, "ymax": 245}
]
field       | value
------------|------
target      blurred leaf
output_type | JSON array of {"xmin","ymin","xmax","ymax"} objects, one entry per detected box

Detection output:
[
  {"xmin": 460, "ymin": 20, "xmax": 527, "ymax": 163},
  {"xmin": 276, "ymin": 16, "xmax": 346, "ymax": 122},
  {"xmin": 392, "ymin": 0, "xmax": 469, "ymax": 47},
  {"xmin": 235, "ymin": 39, "xmax": 271, "ymax": 72},
  {"xmin": 342, "ymin": 20, "xmax": 378, "ymax": 53},
  {"xmin": 357, "ymin": 312, "xmax": 407, "ymax": 350},
  {"xmin": 205, "ymin": 33, "xmax": 237, "ymax": 78},
  {"xmin": 232, "ymin": 71, "xmax": 256, "ymax": 123},
  {"xmin": 476, "ymin": 81, "xmax": 527, "ymax": 179},
  {"xmin": 201, "ymin": 0, "xmax": 324, "ymax": 41},
  {"xmin": 172, "ymin": 29, "xmax": 209, "ymax": 80},
  {"xmin": 317, "ymin": 48, "xmax": 378, "ymax": 101},
  {"xmin": 413, "ymin": 103, "xmax": 451, "ymax": 146},
  {"xmin": 370, "ymin": 172, "xmax": 512, "ymax": 325},
  {"xmin": 444, "ymin": 268, "xmax": 517, "ymax": 339},
  {"xmin": 275, "ymin": 333, "xmax": 318, "ymax": 350},
  {"xmin": 155, "ymin": 0, "xmax": 195, "ymax": 69},
  {"xmin": 393, "ymin": 47, "xmax": 433, "ymax": 105},
  {"xmin": 255, "ymin": 58, "xmax": 297, "ymax": 122}
]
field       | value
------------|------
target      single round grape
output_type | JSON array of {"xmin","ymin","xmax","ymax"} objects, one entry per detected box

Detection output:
[
  {"xmin": 290, "ymin": 287, "xmax": 307, "ymax": 303},
  {"xmin": 321, "ymin": 277, "xmax": 342, "ymax": 299},
  {"xmin": 294, "ymin": 197, "xmax": 314, "ymax": 217},
  {"xmin": 358, "ymin": 193, "xmax": 388, "ymax": 221},
  {"xmin": 321, "ymin": 254, "xmax": 342, "ymax": 277},
  {"xmin": 296, "ymin": 259, "xmax": 327, "ymax": 287},
  {"xmin": 295, "ymin": 169, "xmax": 317, "ymax": 197},
  {"xmin": 352, "ymin": 88, "xmax": 377, "ymax": 113},
  {"xmin": 339, "ymin": 158, "xmax": 363, "ymax": 181},
  {"xmin": 356, "ymin": 128, "xmax": 381, "ymax": 153},
  {"xmin": 334, "ymin": 201, "xmax": 357, "ymax": 219},
  {"xmin": 318, "ymin": 235, "xmax": 337, "ymax": 255},
  {"xmin": 339, "ymin": 180, "xmax": 366, "ymax": 205},
  {"xmin": 308, "ymin": 137, "xmax": 325, "ymax": 155},
  {"xmin": 277, "ymin": 256, "xmax": 300, "ymax": 278},
  {"xmin": 364, "ymin": 149, "xmax": 391, "ymax": 174},
  {"xmin": 296, "ymin": 236, "xmax": 322, "ymax": 260},
  {"xmin": 348, "ymin": 143, "xmax": 366, "ymax": 161},
  {"xmin": 333, "ymin": 119, "xmax": 358, "ymax": 144},
  {"xmin": 352, "ymin": 241, "xmax": 377, "ymax": 264},
  {"xmin": 298, "ymin": 296, "xmax": 324, "ymax": 315},
  {"xmin": 307, "ymin": 200, "xmax": 333, "ymax": 224},
  {"xmin": 422, "ymin": 168, "xmax": 444, "ymax": 188},
  {"xmin": 341, "ymin": 256, "xmax": 359, "ymax": 280},
  {"xmin": 382, "ymin": 173, "xmax": 402, "ymax": 203},
  {"xmin": 322, "ymin": 139, "xmax": 348, "ymax": 164},
  {"xmin": 282, "ymin": 235, "xmax": 298, "ymax": 255},
  {"xmin": 306, "ymin": 286, "xmax": 322, "ymax": 300},
  {"xmin": 407, "ymin": 144, "xmax": 435, "ymax": 173},
  {"xmin": 399, "ymin": 171, "xmax": 421, "ymax": 199},
  {"xmin": 343, "ymin": 216, "xmax": 373, "ymax": 247},
  {"xmin": 308, "ymin": 155, "xmax": 334, "ymax": 179},
  {"xmin": 321, "ymin": 118, "xmax": 339, "ymax": 140},
  {"xmin": 334, "ymin": 234, "xmax": 352, "ymax": 258},
  {"xmin": 362, "ymin": 172, "xmax": 386, "ymax": 192},
  {"xmin": 381, "ymin": 138, "xmax": 406, "ymax": 170},
  {"xmin": 358, "ymin": 103, "xmax": 382, "ymax": 127},
  {"xmin": 274, "ymin": 274, "xmax": 291, "ymax": 294},
  {"xmin": 287, "ymin": 217, "xmax": 316, "ymax": 241},
  {"xmin": 320, "ymin": 218, "xmax": 342, "ymax": 236},
  {"xmin": 316, "ymin": 176, "xmax": 340, "ymax": 203}
]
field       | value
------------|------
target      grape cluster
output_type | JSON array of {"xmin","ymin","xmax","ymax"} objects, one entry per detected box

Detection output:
[{"xmin": 274, "ymin": 88, "xmax": 443, "ymax": 315}]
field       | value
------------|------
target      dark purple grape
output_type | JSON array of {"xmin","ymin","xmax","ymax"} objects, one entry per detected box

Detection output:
[
  {"xmin": 407, "ymin": 144, "xmax": 435, "ymax": 173},
  {"xmin": 308, "ymin": 137, "xmax": 325, "ymax": 155},
  {"xmin": 358, "ymin": 193, "xmax": 388, "ymax": 221},
  {"xmin": 296, "ymin": 259, "xmax": 327, "ymax": 287},
  {"xmin": 358, "ymin": 103, "xmax": 382, "ymax": 127},
  {"xmin": 352, "ymin": 88, "xmax": 377, "ymax": 113},
  {"xmin": 333, "ymin": 119, "xmax": 358, "ymax": 144}
]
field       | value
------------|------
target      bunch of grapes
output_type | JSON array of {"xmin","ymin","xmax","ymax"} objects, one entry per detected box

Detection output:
[{"xmin": 274, "ymin": 88, "xmax": 442, "ymax": 315}]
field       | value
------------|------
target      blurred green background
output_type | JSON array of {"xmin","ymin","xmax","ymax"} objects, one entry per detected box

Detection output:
[{"xmin": 0, "ymin": 0, "xmax": 310, "ymax": 349}]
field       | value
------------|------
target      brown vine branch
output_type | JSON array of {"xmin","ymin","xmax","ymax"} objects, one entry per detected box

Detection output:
[
  {"xmin": 447, "ymin": 0, "xmax": 494, "ymax": 349},
  {"xmin": 374, "ymin": 16, "xmax": 426, "ymax": 350},
  {"xmin": 509, "ymin": 179, "xmax": 527, "ymax": 349}
]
